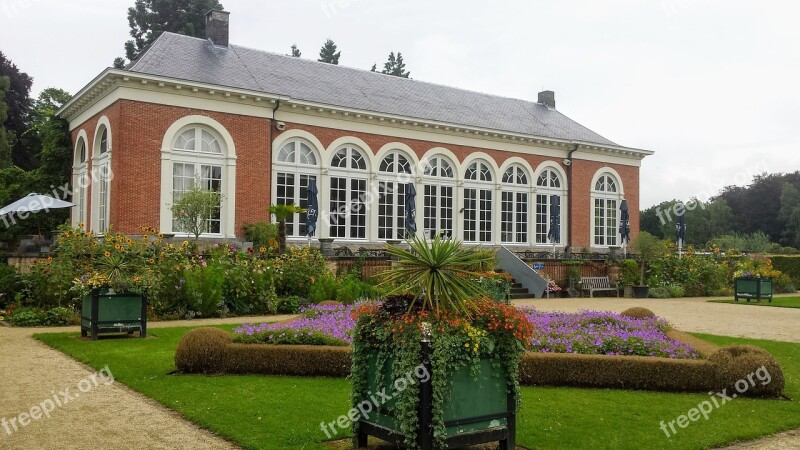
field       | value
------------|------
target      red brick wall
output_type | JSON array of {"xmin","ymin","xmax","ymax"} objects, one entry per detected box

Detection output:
[
  {"xmin": 70, "ymin": 100, "xmax": 272, "ymax": 235},
  {"xmin": 69, "ymin": 101, "xmax": 640, "ymax": 247}
]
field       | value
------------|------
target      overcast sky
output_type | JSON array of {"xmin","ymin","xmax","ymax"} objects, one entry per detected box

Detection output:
[{"xmin": 1, "ymin": 0, "xmax": 798, "ymax": 208}]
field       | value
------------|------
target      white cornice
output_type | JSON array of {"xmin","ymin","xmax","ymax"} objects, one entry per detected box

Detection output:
[{"xmin": 59, "ymin": 69, "xmax": 654, "ymax": 160}]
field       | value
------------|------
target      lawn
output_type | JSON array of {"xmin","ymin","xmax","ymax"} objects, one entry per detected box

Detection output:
[
  {"xmin": 709, "ymin": 296, "xmax": 800, "ymax": 309},
  {"xmin": 35, "ymin": 328, "xmax": 800, "ymax": 450}
]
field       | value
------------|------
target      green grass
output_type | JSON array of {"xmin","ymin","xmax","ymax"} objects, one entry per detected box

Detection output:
[
  {"xmin": 709, "ymin": 296, "xmax": 800, "ymax": 308},
  {"xmin": 35, "ymin": 328, "xmax": 800, "ymax": 450}
]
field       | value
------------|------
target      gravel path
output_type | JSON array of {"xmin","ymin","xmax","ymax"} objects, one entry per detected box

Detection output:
[
  {"xmin": 2, "ymin": 299, "xmax": 798, "ymax": 449},
  {"xmin": 0, "ymin": 315, "xmax": 292, "ymax": 450}
]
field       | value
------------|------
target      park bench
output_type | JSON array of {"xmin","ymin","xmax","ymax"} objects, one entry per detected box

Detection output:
[
  {"xmin": 579, "ymin": 276, "xmax": 619, "ymax": 298},
  {"xmin": 734, "ymin": 278, "xmax": 773, "ymax": 303}
]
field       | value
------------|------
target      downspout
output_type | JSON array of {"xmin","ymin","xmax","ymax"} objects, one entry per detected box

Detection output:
[{"xmin": 565, "ymin": 144, "xmax": 579, "ymax": 256}]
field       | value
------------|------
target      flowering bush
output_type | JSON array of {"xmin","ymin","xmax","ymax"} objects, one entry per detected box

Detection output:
[
  {"xmin": 274, "ymin": 246, "xmax": 329, "ymax": 298},
  {"xmin": 733, "ymin": 257, "xmax": 782, "ymax": 279},
  {"xmin": 646, "ymin": 252, "xmax": 731, "ymax": 296},
  {"xmin": 234, "ymin": 303, "xmax": 354, "ymax": 345}
]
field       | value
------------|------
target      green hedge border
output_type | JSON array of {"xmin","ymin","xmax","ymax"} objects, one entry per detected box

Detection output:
[{"xmin": 175, "ymin": 313, "xmax": 785, "ymax": 397}]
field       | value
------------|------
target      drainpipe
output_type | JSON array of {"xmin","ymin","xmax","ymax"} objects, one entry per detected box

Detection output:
[{"xmin": 565, "ymin": 144, "xmax": 579, "ymax": 256}]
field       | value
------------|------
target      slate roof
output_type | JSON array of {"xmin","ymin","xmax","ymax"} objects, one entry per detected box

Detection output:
[{"xmin": 129, "ymin": 32, "xmax": 618, "ymax": 146}]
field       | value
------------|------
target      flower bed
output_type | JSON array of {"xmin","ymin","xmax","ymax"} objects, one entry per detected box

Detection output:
[{"xmin": 233, "ymin": 304, "xmax": 699, "ymax": 359}]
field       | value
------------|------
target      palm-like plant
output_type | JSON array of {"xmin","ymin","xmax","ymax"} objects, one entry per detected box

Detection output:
[
  {"xmin": 379, "ymin": 235, "xmax": 488, "ymax": 316},
  {"xmin": 268, "ymin": 203, "xmax": 306, "ymax": 253}
]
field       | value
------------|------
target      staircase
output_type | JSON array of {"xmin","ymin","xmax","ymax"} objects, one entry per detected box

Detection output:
[{"xmin": 508, "ymin": 278, "xmax": 533, "ymax": 300}]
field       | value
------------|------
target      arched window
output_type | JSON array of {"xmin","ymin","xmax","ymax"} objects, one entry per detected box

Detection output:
[
  {"xmin": 592, "ymin": 173, "xmax": 621, "ymax": 246},
  {"xmin": 170, "ymin": 126, "xmax": 226, "ymax": 234},
  {"xmin": 329, "ymin": 145, "xmax": 368, "ymax": 239},
  {"xmin": 422, "ymin": 155, "xmax": 455, "ymax": 239},
  {"xmin": 501, "ymin": 165, "xmax": 529, "ymax": 244},
  {"xmin": 535, "ymin": 168, "xmax": 563, "ymax": 244},
  {"xmin": 275, "ymin": 140, "xmax": 319, "ymax": 237},
  {"xmin": 72, "ymin": 137, "xmax": 88, "ymax": 227},
  {"xmin": 463, "ymin": 160, "xmax": 494, "ymax": 243},
  {"xmin": 93, "ymin": 123, "xmax": 111, "ymax": 233},
  {"xmin": 377, "ymin": 152, "xmax": 412, "ymax": 240}
]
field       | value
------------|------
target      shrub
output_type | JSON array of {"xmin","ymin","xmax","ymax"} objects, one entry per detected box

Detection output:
[
  {"xmin": 182, "ymin": 262, "xmax": 226, "ymax": 317},
  {"xmin": 773, "ymin": 273, "xmax": 797, "ymax": 293},
  {"xmin": 174, "ymin": 328, "xmax": 232, "ymax": 374},
  {"xmin": 9, "ymin": 307, "xmax": 44, "ymax": 326},
  {"xmin": 771, "ymin": 256, "xmax": 800, "ymax": 285},
  {"xmin": 648, "ymin": 286, "xmax": 670, "ymax": 298},
  {"xmin": 620, "ymin": 307, "xmax": 656, "ymax": 319},
  {"xmin": 225, "ymin": 344, "xmax": 352, "ymax": 376},
  {"xmin": 619, "ymin": 259, "xmax": 639, "ymax": 287},
  {"xmin": 666, "ymin": 283, "xmax": 685, "ymax": 298},
  {"xmin": 708, "ymin": 345, "xmax": 784, "ymax": 397},
  {"xmin": 242, "ymin": 221, "xmax": 278, "ymax": 249},
  {"xmin": 336, "ymin": 274, "xmax": 381, "ymax": 304},
  {"xmin": 277, "ymin": 296, "xmax": 303, "ymax": 314},
  {"xmin": 274, "ymin": 246, "xmax": 329, "ymax": 298},
  {"xmin": 0, "ymin": 263, "xmax": 20, "ymax": 307},
  {"xmin": 43, "ymin": 307, "xmax": 78, "ymax": 326},
  {"xmin": 308, "ymin": 273, "xmax": 338, "ymax": 303},
  {"xmin": 234, "ymin": 329, "xmax": 347, "ymax": 346}
]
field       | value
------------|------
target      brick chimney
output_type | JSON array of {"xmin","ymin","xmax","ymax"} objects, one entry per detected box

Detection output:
[
  {"xmin": 205, "ymin": 10, "xmax": 230, "ymax": 47},
  {"xmin": 538, "ymin": 90, "xmax": 555, "ymax": 109}
]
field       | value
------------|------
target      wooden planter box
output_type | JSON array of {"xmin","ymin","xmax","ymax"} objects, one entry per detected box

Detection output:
[
  {"xmin": 80, "ymin": 289, "xmax": 147, "ymax": 340},
  {"xmin": 734, "ymin": 278, "xmax": 772, "ymax": 302},
  {"xmin": 354, "ymin": 341, "xmax": 515, "ymax": 449}
]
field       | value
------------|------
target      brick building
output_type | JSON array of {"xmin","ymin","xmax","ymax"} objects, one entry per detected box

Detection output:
[{"xmin": 58, "ymin": 11, "xmax": 652, "ymax": 251}]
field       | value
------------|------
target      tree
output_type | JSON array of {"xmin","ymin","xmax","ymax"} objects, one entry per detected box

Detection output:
[
  {"xmin": 780, "ymin": 182, "xmax": 800, "ymax": 248},
  {"xmin": 370, "ymin": 63, "xmax": 377, "ymax": 72},
  {"xmin": 122, "ymin": 0, "xmax": 225, "ymax": 62},
  {"xmin": 269, "ymin": 203, "xmax": 305, "ymax": 253},
  {"xmin": 29, "ymin": 88, "xmax": 72, "ymax": 184},
  {"xmin": 0, "ymin": 76, "xmax": 12, "ymax": 168},
  {"xmin": 381, "ymin": 51, "xmax": 410, "ymax": 78},
  {"xmin": 290, "ymin": 44, "xmax": 301, "ymax": 57},
  {"xmin": 113, "ymin": 57, "xmax": 126, "ymax": 69},
  {"xmin": 631, "ymin": 232, "xmax": 667, "ymax": 286},
  {"xmin": 318, "ymin": 39, "xmax": 341, "ymax": 64},
  {"xmin": 0, "ymin": 51, "xmax": 34, "ymax": 169},
  {"xmin": 171, "ymin": 180, "xmax": 223, "ymax": 240}
]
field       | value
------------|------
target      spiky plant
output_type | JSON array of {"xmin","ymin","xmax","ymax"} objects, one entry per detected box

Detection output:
[
  {"xmin": 379, "ymin": 235, "xmax": 488, "ymax": 316},
  {"xmin": 268, "ymin": 203, "xmax": 306, "ymax": 253}
]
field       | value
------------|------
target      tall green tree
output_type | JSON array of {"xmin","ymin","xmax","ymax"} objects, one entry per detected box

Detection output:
[
  {"xmin": 121, "ymin": 0, "xmax": 225, "ymax": 63},
  {"xmin": 290, "ymin": 44, "xmax": 301, "ymax": 57},
  {"xmin": 0, "ymin": 76, "xmax": 12, "ymax": 168},
  {"xmin": 381, "ymin": 51, "xmax": 410, "ymax": 78},
  {"xmin": 29, "ymin": 88, "xmax": 72, "ymax": 183},
  {"xmin": 0, "ymin": 51, "xmax": 34, "ymax": 169},
  {"xmin": 779, "ymin": 182, "xmax": 800, "ymax": 248},
  {"xmin": 317, "ymin": 39, "xmax": 341, "ymax": 64}
]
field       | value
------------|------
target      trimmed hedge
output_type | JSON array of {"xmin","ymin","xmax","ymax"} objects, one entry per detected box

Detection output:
[
  {"xmin": 771, "ymin": 256, "xmax": 800, "ymax": 285},
  {"xmin": 619, "ymin": 307, "xmax": 656, "ymax": 320},
  {"xmin": 174, "ymin": 327, "xmax": 785, "ymax": 397}
]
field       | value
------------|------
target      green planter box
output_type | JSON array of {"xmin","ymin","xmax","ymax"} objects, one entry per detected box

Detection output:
[
  {"xmin": 80, "ymin": 289, "xmax": 147, "ymax": 340},
  {"xmin": 734, "ymin": 278, "xmax": 772, "ymax": 302},
  {"xmin": 355, "ymin": 341, "xmax": 515, "ymax": 449}
]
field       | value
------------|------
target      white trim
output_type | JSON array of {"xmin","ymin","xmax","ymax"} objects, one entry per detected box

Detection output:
[
  {"xmin": 272, "ymin": 129, "xmax": 326, "ymax": 163},
  {"xmin": 589, "ymin": 168, "xmax": 624, "ymax": 249},
  {"xmin": 159, "ymin": 116, "xmax": 237, "ymax": 238},
  {"xmin": 90, "ymin": 118, "xmax": 112, "ymax": 233},
  {"xmin": 71, "ymin": 131, "xmax": 89, "ymax": 227}
]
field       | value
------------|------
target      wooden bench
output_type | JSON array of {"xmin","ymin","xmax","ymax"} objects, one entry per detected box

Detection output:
[
  {"xmin": 579, "ymin": 276, "xmax": 619, "ymax": 298},
  {"xmin": 734, "ymin": 278, "xmax": 773, "ymax": 303}
]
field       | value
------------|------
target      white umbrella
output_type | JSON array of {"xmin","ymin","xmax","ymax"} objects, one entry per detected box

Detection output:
[{"xmin": 0, "ymin": 193, "xmax": 74, "ymax": 216}]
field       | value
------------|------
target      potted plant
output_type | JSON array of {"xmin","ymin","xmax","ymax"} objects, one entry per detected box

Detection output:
[
  {"xmin": 630, "ymin": 232, "xmax": 666, "ymax": 298},
  {"xmin": 352, "ymin": 235, "xmax": 532, "ymax": 449},
  {"xmin": 71, "ymin": 232, "xmax": 153, "ymax": 339}
]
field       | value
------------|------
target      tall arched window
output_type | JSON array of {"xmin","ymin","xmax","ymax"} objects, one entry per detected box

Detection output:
[
  {"xmin": 72, "ymin": 136, "xmax": 88, "ymax": 227},
  {"xmin": 275, "ymin": 140, "xmax": 319, "ymax": 237},
  {"xmin": 501, "ymin": 165, "xmax": 529, "ymax": 244},
  {"xmin": 535, "ymin": 168, "xmax": 563, "ymax": 244},
  {"xmin": 329, "ymin": 145, "xmax": 368, "ymax": 239},
  {"xmin": 171, "ymin": 126, "xmax": 226, "ymax": 234},
  {"xmin": 463, "ymin": 160, "xmax": 494, "ymax": 243},
  {"xmin": 377, "ymin": 152, "xmax": 412, "ymax": 240},
  {"xmin": 92, "ymin": 123, "xmax": 111, "ymax": 233},
  {"xmin": 592, "ymin": 173, "xmax": 620, "ymax": 246},
  {"xmin": 422, "ymin": 155, "xmax": 455, "ymax": 239}
]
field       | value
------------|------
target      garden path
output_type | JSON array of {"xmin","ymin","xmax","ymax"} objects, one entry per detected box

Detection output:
[{"xmin": 0, "ymin": 314, "xmax": 292, "ymax": 450}]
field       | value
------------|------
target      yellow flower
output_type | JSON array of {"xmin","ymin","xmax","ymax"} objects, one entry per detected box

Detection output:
[
  {"xmin": 182, "ymin": 241, "xmax": 189, "ymax": 247},
  {"xmin": 104, "ymin": 251, "xmax": 111, "ymax": 257},
  {"xmin": 126, "ymin": 238, "xmax": 132, "ymax": 244},
  {"xmin": 148, "ymin": 258, "xmax": 155, "ymax": 264},
  {"xmin": 158, "ymin": 233, "xmax": 164, "ymax": 239},
  {"xmin": 114, "ymin": 244, "xmax": 121, "ymax": 250},
  {"xmin": 79, "ymin": 223, "xmax": 85, "ymax": 229},
  {"xmin": 259, "ymin": 247, "xmax": 267, "ymax": 253}
]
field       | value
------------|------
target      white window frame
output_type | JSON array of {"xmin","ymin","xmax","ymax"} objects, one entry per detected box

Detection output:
[
  {"xmin": 159, "ymin": 116, "xmax": 237, "ymax": 238},
  {"xmin": 590, "ymin": 170, "xmax": 624, "ymax": 248},
  {"xmin": 71, "ymin": 132, "xmax": 89, "ymax": 227},
  {"xmin": 274, "ymin": 139, "xmax": 320, "ymax": 238},
  {"xmin": 534, "ymin": 167, "xmax": 565, "ymax": 245},
  {"xmin": 328, "ymin": 145, "xmax": 369, "ymax": 241},
  {"xmin": 422, "ymin": 155, "xmax": 456, "ymax": 240},
  {"xmin": 377, "ymin": 151, "xmax": 413, "ymax": 241},
  {"xmin": 90, "ymin": 118, "xmax": 112, "ymax": 234},
  {"xmin": 463, "ymin": 160, "xmax": 494, "ymax": 243},
  {"xmin": 500, "ymin": 164, "xmax": 530, "ymax": 244}
]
